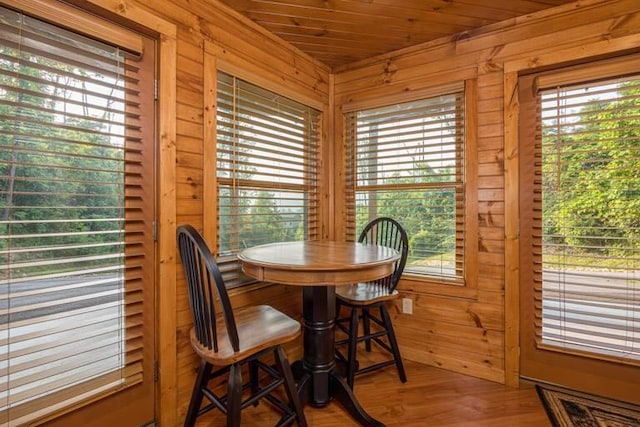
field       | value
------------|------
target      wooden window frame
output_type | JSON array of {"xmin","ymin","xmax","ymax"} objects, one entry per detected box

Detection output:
[
  {"xmin": 6, "ymin": 1, "xmax": 177, "ymax": 425},
  {"xmin": 7, "ymin": 1, "xmax": 180, "ymax": 425},
  {"xmin": 504, "ymin": 48, "xmax": 640, "ymax": 386},
  {"xmin": 203, "ymin": 42, "xmax": 323, "ymax": 290},
  {"xmin": 341, "ymin": 80, "xmax": 478, "ymax": 299},
  {"xmin": 0, "ymin": 1, "xmax": 178, "ymax": 425},
  {"xmin": 520, "ymin": 55, "xmax": 640, "ymax": 366}
]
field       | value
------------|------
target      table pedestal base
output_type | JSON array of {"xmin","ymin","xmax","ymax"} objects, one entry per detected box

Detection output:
[{"xmin": 293, "ymin": 286, "xmax": 384, "ymax": 427}]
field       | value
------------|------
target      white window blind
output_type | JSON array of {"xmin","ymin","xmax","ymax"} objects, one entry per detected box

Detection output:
[
  {"xmin": 345, "ymin": 90, "xmax": 465, "ymax": 281},
  {"xmin": 216, "ymin": 71, "xmax": 320, "ymax": 287},
  {"xmin": 0, "ymin": 5, "xmax": 151, "ymax": 424},
  {"xmin": 536, "ymin": 74, "xmax": 640, "ymax": 363}
]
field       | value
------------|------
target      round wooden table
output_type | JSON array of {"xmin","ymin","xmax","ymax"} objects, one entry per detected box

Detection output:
[{"xmin": 238, "ymin": 241, "xmax": 399, "ymax": 427}]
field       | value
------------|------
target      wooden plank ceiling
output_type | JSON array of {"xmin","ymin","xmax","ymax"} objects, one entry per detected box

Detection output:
[{"xmin": 217, "ymin": 0, "xmax": 578, "ymax": 69}]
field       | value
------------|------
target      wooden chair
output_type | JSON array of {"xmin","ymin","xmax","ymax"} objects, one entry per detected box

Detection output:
[
  {"xmin": 177, "ymin": 225, "xmax": 307, "ymax": 427},
  {"xmin": 335, "ymin": 217, "xmax": 409, "ymax": 388}
]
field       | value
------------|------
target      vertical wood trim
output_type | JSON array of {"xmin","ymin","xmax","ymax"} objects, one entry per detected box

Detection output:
[
  {"xmin": 464, "ymin": 79, "xmax": 479, "ymax": 292},
  {"xmin": 517, "ymin": 73, "xmax": 539, "ymax": 385},
  {"xmin": 333, "ymin": 89, "xmax": 347, "ymax": 241},
  {"xmin": 504, "ymin": 71, "xmax": 520, "ymax": 387},
  {"xmin": 325, "ymin": 73, "xmax": 335, "ymax": 240},
  {"xmin": 156, "ymin": 33, "xmax": 178, "ymax": 427},
  {"xmin": 203, "ymin": 51, "xmax": 218, "ymax": 245}
]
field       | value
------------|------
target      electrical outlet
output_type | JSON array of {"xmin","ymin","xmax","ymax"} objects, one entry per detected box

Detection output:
[{"xmin": 402, "ymin": 298, "xmax": 413, "ymax": 314}]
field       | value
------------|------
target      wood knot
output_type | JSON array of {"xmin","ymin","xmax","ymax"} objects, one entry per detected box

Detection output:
[{"xmin": 467, "ymin": 309, "xmax": 484, "ymax": 328}]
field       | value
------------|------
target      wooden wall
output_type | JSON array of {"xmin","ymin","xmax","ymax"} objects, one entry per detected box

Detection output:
[
  {"xmin": 160, "ymin": 1, "xmax": 331, "ymax": 423},
  {"xmin": 86, "ymin": 0, "xmax": 330, "ymax": 425},
  {"xmin": 333, "ymin": 0, "xmax": 640, "ymax": 388},
  {"xmin": 73, "ymin": 0, "xmax": 640, "ymax": 425}
]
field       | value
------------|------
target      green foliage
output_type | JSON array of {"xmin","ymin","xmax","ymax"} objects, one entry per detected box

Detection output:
[
  {"xmin": 218, "ymin": 188, "xmax": 305, "ymax": 254},
  {"xmin": 542, "ymin": 80, "xmax": 640, "ymax": 263},
  {"xmin": 356, "ymin": 162, "xmax": 457, "ymax": 268},
  {"xmin": 5, "ymin": 43, "xmax": 639, "ymax": 282},
  {"xmin": 246, "ymin": 191, "xmax": 291, "ymax": 245},
  {"xmin": 1, "ymin": 46, "xmax": 126, "ymax": 279}
]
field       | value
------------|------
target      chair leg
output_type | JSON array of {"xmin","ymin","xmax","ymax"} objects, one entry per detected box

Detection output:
[
  {"xmin": 380, "ymin": 305, "xmax": 407, "ymax": 383},
  {"xmin": 226, "ymin": 363, "xmax": 243, "ymax": 427},
  {"xmin": 347, "ymin": 307, "xmax": 359, "ymax": 389},
  {"xmin": 249, "ymin": 359, "xmax": 260, "ymax": 406},
  {"xmin": 274, "ymin": 345, "xmax": 307, "ymax": 427},
  {"xmin": 335, "ymin": 299, "xmax": 346, "ymax": 341},
  {"xmin": 362, "ymin": 307, "xmax": 372, "ymax": 352},
  {"xmin": 184, "ymin": 359, "xmax": 212, "ymax": 427}
]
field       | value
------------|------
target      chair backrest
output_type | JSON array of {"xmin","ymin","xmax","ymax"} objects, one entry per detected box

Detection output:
[
  {"xmin": 358, "ymin": 217, "xmax": 409, "ymax": 292},
  {"xmin": 177, "ymin": 225, "xmax": 239, "ymax": 353}
]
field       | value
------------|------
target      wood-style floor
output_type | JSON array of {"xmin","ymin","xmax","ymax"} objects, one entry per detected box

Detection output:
[{"xmin": 195, "ymin": 359, "xmax": 551, "ymax": 426}]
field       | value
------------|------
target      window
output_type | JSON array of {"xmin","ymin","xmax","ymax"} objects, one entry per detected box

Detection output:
[
  {"xmin": 530, "ymin": 66, "xmax": 640, "ymax": 363},
  {"xmin": 0, "ymin": 4, "xmax": 155, "ymax": 425},
  {"xmin": 215, "ymin": 71, "xmax": 320, "ymax": 287},
  {"xmin": 344, "ymin": 84, "xmax": 468, "ymax": 283}
]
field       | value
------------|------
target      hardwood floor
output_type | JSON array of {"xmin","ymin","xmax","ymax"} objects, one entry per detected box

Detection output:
[{"xmin": 194, "ymin": 359, "xmax": 551, "ymax": 426}]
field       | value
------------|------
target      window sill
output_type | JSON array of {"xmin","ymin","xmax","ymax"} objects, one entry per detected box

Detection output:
[{"xmin": 398, "ymin": 275, "xmax": 478, "ymax": 300}]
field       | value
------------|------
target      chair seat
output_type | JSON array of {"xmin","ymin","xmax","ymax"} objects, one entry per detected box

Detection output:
[
  {"xmin": 191, "ymin": 305, "xmax": 301, "ymax": 366},
  {"xmin": 336, "ymin": 283, "xmax": 400, "ymax": 306}
]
